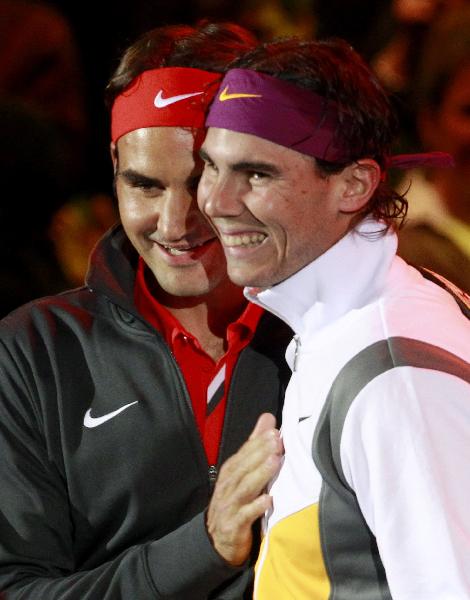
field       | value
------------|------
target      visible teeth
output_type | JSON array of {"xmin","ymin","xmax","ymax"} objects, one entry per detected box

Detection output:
[
  {"xmin": 222, "ymin": 233, "xmax": 266, "ymax": 247},
  {"xmin": 167, "ymin": 247, "xmax": 189, "ymax": 255},
  {"xmin": 162, "ymin": 241, "xmax": 206, "ymax": 255}
]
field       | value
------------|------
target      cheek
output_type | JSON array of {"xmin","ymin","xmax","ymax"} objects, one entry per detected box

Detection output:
[
  {"xmin": 118, "ymin": 197, "xmax": 137, "ymax": 229},
  {"xmin": 197, "ymin": 171, "xmax": 215, "ymax": 212},
  {"xmin": 119, "ymin": 194, "xmax": 155, "ymax": 232},
  {"xmin": 196, "ymin": 177, "xmax": 208, "ymax": 208},
  {"xmin": 247, "ymin": 186, "xmax": 287, "ymax": 223},
  {"xmin": 259, "ymin": 184, "xmax": 311, "ymax": 230}
]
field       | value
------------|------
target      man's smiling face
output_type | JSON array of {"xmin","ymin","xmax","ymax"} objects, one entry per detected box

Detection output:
[
  {"xmin": 198, "ymin": 127, "xmax": 350, "ymax": 289},
  {"xmin": 114, "ymin": 126, "xmax": 232, "ymax": 300}
]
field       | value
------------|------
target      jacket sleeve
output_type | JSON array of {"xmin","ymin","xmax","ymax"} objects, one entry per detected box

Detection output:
[
  {"xmin": 0, "ymin": 338, "xmax": 247, "ymax": 599},
  {"xmin": 341, "ymin": 367, "xmax": 470, "ymax": 600}
]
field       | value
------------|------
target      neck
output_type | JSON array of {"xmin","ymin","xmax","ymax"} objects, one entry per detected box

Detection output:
[{"xmin": 156, "ymin": 281, "xmax": 247, "ymax": 361}]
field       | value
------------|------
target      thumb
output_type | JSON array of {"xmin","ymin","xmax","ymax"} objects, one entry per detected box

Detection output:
[{"xmin": 249, "ymin": 412, "xmax": 277, "ymax": 440}]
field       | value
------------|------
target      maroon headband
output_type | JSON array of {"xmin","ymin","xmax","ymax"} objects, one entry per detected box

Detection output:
[
  {"xmin": 206, "ymin": 68, "xmax": 454, "ymax": 169},
  {"xmin": 206, "ymin": 68, "xmax": 350, "ymax": 162}
]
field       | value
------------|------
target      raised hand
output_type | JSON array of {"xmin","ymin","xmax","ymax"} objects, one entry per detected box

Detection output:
[{"xmin": 206, "ymin": 413, "xmax": 283, "ymax": 565}]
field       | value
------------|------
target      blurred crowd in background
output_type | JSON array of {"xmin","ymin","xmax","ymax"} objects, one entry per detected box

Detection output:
[{"xmin": 1, "ymin": 0, "xmax": 469, "ymax": 317}]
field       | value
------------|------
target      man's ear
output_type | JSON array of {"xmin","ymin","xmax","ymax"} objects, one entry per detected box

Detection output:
[
  {"xmin": 337, "ymin": 159, "xmax": 381, "ymax": 214},
  {"xmin": 110, "ymin": 142, "xmax": 118, "ymax": 175}
]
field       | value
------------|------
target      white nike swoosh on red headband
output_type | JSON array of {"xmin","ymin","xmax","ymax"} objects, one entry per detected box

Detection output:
[{"xmin": 154, "ymin": 90, "xmax": 203, "ymax": 108}]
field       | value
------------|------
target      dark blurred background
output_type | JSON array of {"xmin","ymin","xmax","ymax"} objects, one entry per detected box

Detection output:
[{"xmin": 1, "ymin": 0, "xmax": 469, "ymax": 316}]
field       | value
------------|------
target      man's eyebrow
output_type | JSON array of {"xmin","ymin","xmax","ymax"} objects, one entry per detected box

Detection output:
[
  {"xmin": 117, "ymin": 169, "xmax": 163, "ymax": 187},
  {"xmin": 232, "ymin": 161, "xmax": 281, "ymax": 175},
  {"xmin": 199, "ymin": 148, "xmax": 280, "ymax": 176}
]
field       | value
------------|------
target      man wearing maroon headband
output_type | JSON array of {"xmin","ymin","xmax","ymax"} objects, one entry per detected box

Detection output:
[
  {"xmin": 198, "ymin": 38, "xmax": 470, "ymax": 599},
  {"xmin": 0, "ymin": 24, "xmax": 291, "ymax": 599}
]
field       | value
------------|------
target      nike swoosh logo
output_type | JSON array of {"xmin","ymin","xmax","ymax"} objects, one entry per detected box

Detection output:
[
  {"xmin": 154, "ymin": 90, "xmax": 203, "ymax": 108},
  {"xmin": 84, "ymin": 401, "xmax": 138, "ymax": 428},
  {"xmin": 219, "ymin": 86, "xmax": 262, "ymax": 101}
]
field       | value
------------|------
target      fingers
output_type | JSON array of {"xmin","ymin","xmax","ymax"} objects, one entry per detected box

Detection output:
[
  {"xmin": 249, "ymin": 412, "xmax": 277, "ymax": 440},
  {"xmin": 217, "ymin": 418, "xmax": 282, "ymax": 499},
  {"xmin": 215, "ymin": 434, "xmax": 281, "ymax": 503},
  {"xmin": 206, "ymin": 413, "xmax": 282, "ymax": 565}
]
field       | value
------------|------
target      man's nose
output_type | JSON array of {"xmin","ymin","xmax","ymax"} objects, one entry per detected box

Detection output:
[
  {"xmin": 158, "ymin": 190, "xmax": 195, "ymax": 241},
  {"xmin": 198, "ymin": 172, "xmax": 245, "ymax": 219}
]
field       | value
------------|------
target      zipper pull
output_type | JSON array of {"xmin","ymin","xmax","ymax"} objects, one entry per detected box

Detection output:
[
  {"xmin": 293, "ymin": 335, "xmax": 301, "ymax": 372},
  {"xmin": 208, "ymin": 465, "xmax": 218, "ymax": 490}
]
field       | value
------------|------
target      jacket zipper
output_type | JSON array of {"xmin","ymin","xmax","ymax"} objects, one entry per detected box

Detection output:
[
  {"xmin": 149, "ymin": 331, "xmax": 214, "ymax": 491},
  {"xmin": 115, "ymin": 297, "xmax": 218, "ymax": 494},
  {"xmin": 293, "ymin": 334, "xmax": 301, "ymax": 372},
  {"xmin": 208, "ymin": 465, "xmax": 218, "ymax": 491}
]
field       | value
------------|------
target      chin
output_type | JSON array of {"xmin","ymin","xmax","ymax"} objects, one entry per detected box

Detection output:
[
  {"xmin": 228, "ymin": 271, "xmax": 262, "ymax": 290},
  {"xmin": 160, "ymin": 282, "xmax": 211, "ymax": 299},
  {"xmin": 228, "ymin": 258, "xmax": 277, "ymax": 286}
]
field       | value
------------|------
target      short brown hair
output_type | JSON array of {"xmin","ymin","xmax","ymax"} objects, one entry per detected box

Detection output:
[
  {"xmin": 105, "ymin": 21, "xmax": 257, "ymax": 109},
  {"xmin": 231, "ymin": 37, "xmax": 408, "ymax": 231}
]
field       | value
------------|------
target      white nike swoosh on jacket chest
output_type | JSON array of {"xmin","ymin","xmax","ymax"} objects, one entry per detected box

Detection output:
[{"xmin": 83, "ymin": 401, "xmax": 138, "ymax": 428}]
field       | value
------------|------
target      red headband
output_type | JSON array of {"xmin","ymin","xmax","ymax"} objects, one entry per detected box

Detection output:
[{"xmin": 111, "ymin": 67, "xmax": 220, "ymax": 143}]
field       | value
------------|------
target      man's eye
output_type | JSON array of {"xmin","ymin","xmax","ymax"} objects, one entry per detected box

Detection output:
[
  {"xmin": 132, "ymin": 181, "xmax": 164, "ymax": 193},
  {"xmin": 250, "ymin": 171, "xmax": 268, "ymax": 182},
  {"xmin": 204, "ymin": 160, "xmax": 218, "ymax": 173}
]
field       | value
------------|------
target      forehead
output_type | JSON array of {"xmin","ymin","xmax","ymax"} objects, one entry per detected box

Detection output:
[
  {"xmin": 203, "ymin": 127, "xmax": 311, "ymax": 167},
  {"xmin": 116, "ymin": 126, "xmax": 197, "ymax": 172}
]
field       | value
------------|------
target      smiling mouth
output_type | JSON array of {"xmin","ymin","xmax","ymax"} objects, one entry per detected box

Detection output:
[
  {"xmin": 159, "ymin": 239, "xmax": 215, "ymax": 255},
  {"xmin": 164, "ymin": 246, "xmax": 193, "ymax": 256},
  {"xmin": 220, "ymin": 233, "xmax": 266, "ymax": 248}
]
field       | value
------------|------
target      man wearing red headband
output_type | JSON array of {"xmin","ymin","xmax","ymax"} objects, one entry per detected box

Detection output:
[
  {"xmin": 198, "ymin": 38, "xmax": 470, "ymax": 599},
  {"xmin": 0, "ymin": 24, "xmax": 292, "ymax": 599}
]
